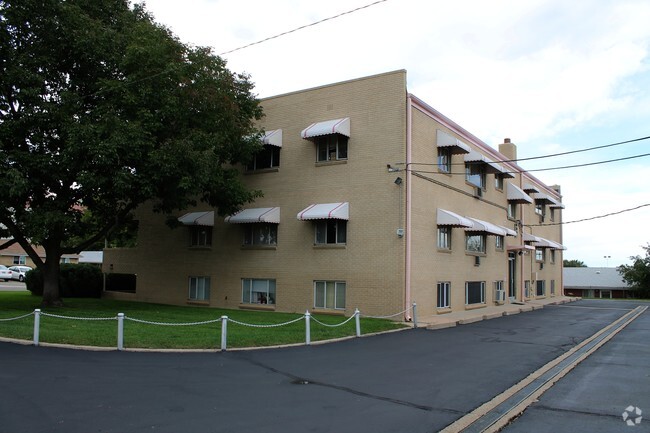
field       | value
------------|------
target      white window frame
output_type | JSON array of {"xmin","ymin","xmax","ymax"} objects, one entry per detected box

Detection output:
[
  {"xmin": 242, "ymin": 278, "xmax": 276, "ymax": 305},
  {"xmin": 495, "ymin": 235, "xmax": 504, "ymax": 250},
  {"xmin": 247, "ymin": 145, "xmax": 280, "ymax": 171},
  {"xmin": 465, "ymin": 281, "xmax": 486, "ymax": 305},
  {"xmin": 495, "ymin": 174, "xmax": 504, "ymax": 191},
  {"xmin": 507, "ymin": 202, "xmax": 517, "ymax": 220},
  {"xmin": 13, "ymin": 256, "xmax": 26, "ymax": 265},
  {"xmin": 437, "ymin": 227, "xmax": 451, "ymax": 250},
  {"xmin": 535, "ymin": 248, "xmax": 545, "ymax": 262},
  {"xmin": 437, "ymin": 282, "xmax": 451, "ymax": 308},
  {"xmin": 189, "ymin": 276, "xmax": 210, "ymax": 301},
  {"xmin": 315, "ymin": 135, "xmax": 348, "ymax": 162},
  {"xmin": 314, "ymin": 281, "xmax": 346, "ymax": 310}
]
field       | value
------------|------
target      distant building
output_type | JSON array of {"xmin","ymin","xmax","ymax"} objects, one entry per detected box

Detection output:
[
  {"xmin": 563, "ymin": 267, "xmax": 628, "ymax": 298},
  {"xmin": 79, "ymin": 251, "xmax": 103, "ymax": 266},
  {"xmin": 0, "ymin": 239, "xmax": 79, "ymax": 267},
  {"xmin": 103, "ymin": 70, "xmax": 565, "ymax": 318}
]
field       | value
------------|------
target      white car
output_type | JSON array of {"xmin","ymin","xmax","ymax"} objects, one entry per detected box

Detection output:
[
  {"xmin": 0, "ymin": 265, "xmax": 13, "ymax": 282},
  {"xmin": 8, "ymin": 265, "xmax": 32, "ymax": 282}
]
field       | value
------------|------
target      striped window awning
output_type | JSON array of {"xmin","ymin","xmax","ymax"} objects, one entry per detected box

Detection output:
[
  {"xmin": 301, "ymin": 117, "xmax": 350, "ymax": 140},
  {"xmin": 297, "ymin": 202, "xmax": 349, "ymax": 220},
  {"xmin": 225, "ymin": 207, "xmax": 280, "ymax": 224},
  {"xmin": 178, "ymin": 211, "xmax": 214, "ymax": 226}
]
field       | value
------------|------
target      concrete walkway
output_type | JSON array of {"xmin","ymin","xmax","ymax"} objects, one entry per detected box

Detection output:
[{"xmin": 419, "ymin": 296, "xmax": 580, "ymax": 329}]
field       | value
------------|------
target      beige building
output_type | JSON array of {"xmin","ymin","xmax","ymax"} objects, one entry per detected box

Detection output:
[
  {"xmin": 0, "ymin": 239, "xmax": 79, "ymax": 268},
  {"xmin": 103, "ymin": 70, "xmax": 565, "ymax": 320}
]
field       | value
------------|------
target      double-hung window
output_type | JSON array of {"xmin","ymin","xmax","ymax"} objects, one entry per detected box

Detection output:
[
  {"xmin": 189, "ymin": 277, "xmax": 210, "ymax": 301},
  {"xmin": 437, "ymin": 227, "xmax": 451, "ymax": 250},
  {"xmin": 13, "ymin": 256, "xmax": 26, "ymax": 265},
  {"xmin": 316, "ymin": 135, "xmax": 348, "ymax": 162},
  {"xmin": 536, "ymin": 280, "xmax": 546, "ymax": 297},
  {"xmin": 242, "ymin": 279, "xmax": 276, "ymax": 305},
  {"xmin": 314, "ymin": 281, "xmax": 346, "ymax": 309},
  {"xmin": 535, "ymin": 248, "xmax": 545, "ymax": 262},
  {"xmin": 495, "ymin": 235, "xmax": 504, "ymax": 250},
  {"xmin": 437, "ymin": 282, "xmax": 451, "ymax": 308},
  {"xmin": 466, "ymin": 281, "xmax": 485, "ymax": 305}
]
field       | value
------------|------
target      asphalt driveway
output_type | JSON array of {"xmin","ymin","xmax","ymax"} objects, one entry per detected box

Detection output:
[{"xmin": 0, "ymin": 299, "xmax": 647, "ymax": 433}]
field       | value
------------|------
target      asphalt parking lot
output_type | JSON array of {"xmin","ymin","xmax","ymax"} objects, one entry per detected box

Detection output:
[{"xmin": 0, "ymin": 299, "xmax": 647, "ymax": 433}]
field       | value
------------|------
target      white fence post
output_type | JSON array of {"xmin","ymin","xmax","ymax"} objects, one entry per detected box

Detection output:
[
  {"xmin": 33, "ymin": 309, "xmax": 41, "ymax": 346},
  {"xmin": 412, "ymin": 302, "xmax": 418, "ymax": 328},
  {"xmin": 355, "ymin": 308, "xmax": 361, "ymax": 337},
  {"xmin": 117, "ymin": 313, "xmax": 124, "ymax": 351},
  {"xmin": 305, "ymin": 311, "xmax": 311, "ymax": 345},
  {"xmin": 220, "ymin": 316, "xmax": 228, "ymax": 351}
]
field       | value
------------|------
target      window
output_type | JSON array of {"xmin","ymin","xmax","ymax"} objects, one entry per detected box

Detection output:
[
  {"xmin": 465, "ymin": 234, "xmax": 486, "ymax": 253},
  {"xmin": 465, "ymin": 163, "xmax": 486, "ymax": 189},
  {"xmin": 437, "ymin": 282, "xmax": 451, "ymax": 308},
  {"xmin": 314, "ymin": 281, "xmax": 346, "ymax": 309},
  {"xmin": 242, "ymin": 279, "xmax": 276, "ymax": 305},
  {"xmin": 247, "ymin": 145, "xmax": 280, "ymax": 171},
  {"xmin": 495, "ymin": 175, "xmax": 504, "ymax": 191},
  {"xmin": 466, "ymin": 281, "xmax": 485, "ymax": 305},
  {"xmin": 437, "ymin": 227, "xmax": 451, "ymax": 250},
  {"xmin": 536, "ymin": 280, "xmax": 545, "ymax": 297},
  {"xmin": 549, "ymin": 207, "xmax": 555, "ymax": 222},
  {"xmin": 535, "ymin": 248, "xmax": 545, "ymax": 262},
  {"xmin": 437, "ymin": 148, "xmax": 451, "ymax": 172},
  {"xmin": 494, "ymin": 281, "xmax": 505, "ymax": 301},
  {"xmin": 316, "ymin": 135, "xmax": 348, "ymax": 162},
  {"xmin": 535, "ymin": 203, "xmax": 546, "ymax": 221},
  {"xmin": 189, "ymin": 276, "xmax": 210, "ymax": 301},
  {"xmin": 507, "ymin": 203, "xmax": 517, "ymax": 219},
  {"xmin": 524, "ymin": 280, "xmax": 531, "ymax": 298},
  {"xmin": 550, "ymin": 249, "xmax": 556, "ymax": 264},
  {"xmin": 315, "ymin": 220, "xmax": 347, "ymax": 245},
  {"xmin": 551, "ymin": 280, "xmax": 556, "ymax": 295},
  {"xmin": 190, "ymin": 226, "xmax": 212, "ymax": 247},
  {"xmin": 13, "ymin": 256, "xmax": 26, "ymax": 265},
  {"xmin": 495, "ymin": 235, "xmax": 504, "ymax": 250},
  {"xmin": 243, "ymin": 223, "xmax": 277, "ymax": 246}
]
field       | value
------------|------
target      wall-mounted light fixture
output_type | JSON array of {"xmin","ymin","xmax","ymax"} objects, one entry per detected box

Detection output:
[{"xmin": 394, "ymin": 177, "xmax": 403, "ymax": 186}]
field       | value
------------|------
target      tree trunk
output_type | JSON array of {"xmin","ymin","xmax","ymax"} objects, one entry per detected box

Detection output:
[{"xmin": 41, "ymin": 250, "xmax": 63, "ymax": 307}]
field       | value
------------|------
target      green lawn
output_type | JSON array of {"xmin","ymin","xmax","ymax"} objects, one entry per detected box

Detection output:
[{"xmin": 0, "ymin": 291, "xmax": 407, "ymax": 349}]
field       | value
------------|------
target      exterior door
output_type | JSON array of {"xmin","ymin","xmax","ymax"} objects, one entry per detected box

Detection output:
[{"xmin": 508, "ymin": 252, "xmax": 517, "ymax": 300}]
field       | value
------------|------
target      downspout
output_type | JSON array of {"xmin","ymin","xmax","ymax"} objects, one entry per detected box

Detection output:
[
  {"xmin": 519, "ymin": 175, "xmax": 526, "ymax": 302},
  {"xmin": 405, "ymin": 95, "xmax": 413, "ymax": 320}
]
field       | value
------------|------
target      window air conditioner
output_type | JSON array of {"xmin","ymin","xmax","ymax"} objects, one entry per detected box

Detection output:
[{"xmin": 495, "ymin": 289, "xmax": 505, "ymax": 303}]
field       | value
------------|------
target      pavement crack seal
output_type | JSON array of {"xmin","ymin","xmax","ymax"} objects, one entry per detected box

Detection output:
[
  {"xmin": 236, "ymin": 355, "xmax": 463, "ymax": 415},
  {"xmin": 440, "ymin": 305, "xmax": 648, "ymax": 433}
]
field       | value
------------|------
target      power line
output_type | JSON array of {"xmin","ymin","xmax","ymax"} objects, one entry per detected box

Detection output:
[
  {"xmin": 405, "ymin": 135, "xmax": 650, "ymax": 168},
  {"xmin": 218, "ymin": 0, "xmax": 390, "ymax": 56},
  {"xmin": 408, "ymin": 151, "xmax": 650, "ymax": 176},
  {"xmin": 526, "ymin": 203, "xmax": 650, "ymax": 227}
]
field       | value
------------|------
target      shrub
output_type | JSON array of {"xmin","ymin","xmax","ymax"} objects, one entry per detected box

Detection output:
[{"xmin": 25, "ymin": 264, "xmax": 103, "ymax": 298}]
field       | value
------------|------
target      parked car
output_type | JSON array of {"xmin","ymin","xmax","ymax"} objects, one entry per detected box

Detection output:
[
  {"xmin": 0, "ymin": 265, "xmax": 13, "ymax": 282},
  {"xmin": 8, "ymin": 265, "xmax": 32, "ymax": 282}
]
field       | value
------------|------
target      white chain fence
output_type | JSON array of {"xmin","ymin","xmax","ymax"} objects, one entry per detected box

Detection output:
[{"xmin": 4, "ymin": 303, "xmax": 417, "ymax": 351}]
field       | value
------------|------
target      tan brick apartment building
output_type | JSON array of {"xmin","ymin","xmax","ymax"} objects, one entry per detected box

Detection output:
[{"xmin": 103, "ymin": 70, "xmax": 565, "ymax": 320}]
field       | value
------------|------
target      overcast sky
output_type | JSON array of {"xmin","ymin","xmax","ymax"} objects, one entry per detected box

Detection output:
[{"xmin": 142, "ymin": 0, "xmax": 650, "ymax": 268}]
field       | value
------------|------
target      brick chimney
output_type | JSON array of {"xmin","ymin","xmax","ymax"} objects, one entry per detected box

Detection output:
[{"xmin": 499, "ymin": 138, "xmax": 517, "ymax": 162}]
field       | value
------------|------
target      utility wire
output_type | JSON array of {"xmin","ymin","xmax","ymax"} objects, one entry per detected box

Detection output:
[
  {"xmin": 405, "ymin": 135, "xmax": 650, "ymax": 167},
  {"xmin": 408, "ymin": 151, "xmax": 650, "ymax": 176},
  {"xmin": 526, "ymin": 203, "xmax": 650, "ymax": 227},
  {"xmin": 219, "ymin": 0, "xmax": 390, "ymax": 56}
]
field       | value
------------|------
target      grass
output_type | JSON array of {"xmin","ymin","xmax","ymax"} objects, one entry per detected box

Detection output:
[{"xmin": 0, "ymin": 291, "xmax": 406, "ymax": 349}]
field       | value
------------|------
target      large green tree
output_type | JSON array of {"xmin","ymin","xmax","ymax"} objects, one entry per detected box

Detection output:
[
  {"xmin": 618, "ymin": 244, "xmax": 650, "ymax": 298},
  {"xmin": 563, "ymin": 259, "xmax": 587, "ymax": 267},
  {"xmin": 0, "ymin": 0, "xmax": 263, "ymax": 306}
]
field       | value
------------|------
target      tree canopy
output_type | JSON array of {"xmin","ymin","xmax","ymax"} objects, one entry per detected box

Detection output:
[
  {"xmin": 0, "ymin": 0, "xmax": 264, "ymax": 305},
  {"xmin": 563, "ymin": 259, "xmax": 587, "ymax": 267},
  {"xmin": 618, "ymin": 244, "xmax": 650, "ymax": 298}
]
